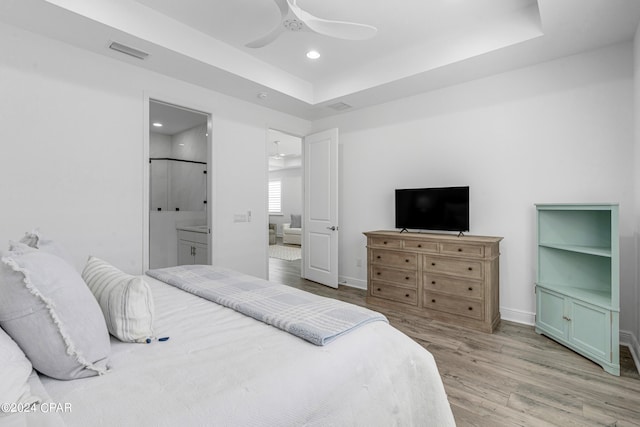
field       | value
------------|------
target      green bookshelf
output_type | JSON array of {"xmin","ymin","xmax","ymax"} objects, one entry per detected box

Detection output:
[{"xmin": 535, "ymin": 203, "xmax": 619, "ymax": 375}]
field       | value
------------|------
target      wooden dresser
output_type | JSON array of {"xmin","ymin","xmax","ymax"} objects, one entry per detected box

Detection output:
[{"xmin": 364, "ymin": 230, "xmax": 503, "ymax": 333}]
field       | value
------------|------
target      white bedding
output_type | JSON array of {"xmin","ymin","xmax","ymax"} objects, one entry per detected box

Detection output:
[{"xmin": 35, "ymin": 275, "xmax": 455, "ymax": 426}]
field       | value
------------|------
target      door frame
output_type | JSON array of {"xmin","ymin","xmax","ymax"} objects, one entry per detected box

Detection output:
[
  {"xmin": 265, "ymin": 127, "xmax": 339, "ymax": 287},
  {"xmin": 143, "ymin": 93, "xmax": 214, "ymax": 272}
]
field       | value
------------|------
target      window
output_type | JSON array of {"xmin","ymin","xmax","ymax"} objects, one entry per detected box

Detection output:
[{"xmin": 268, "ymin": 180, "xmax": 282, "ymax": 214}]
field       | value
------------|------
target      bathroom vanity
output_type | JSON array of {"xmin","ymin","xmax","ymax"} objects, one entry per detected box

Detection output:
[{"xmin": 177, "ymin": 225, "xmax": 209, "ymax": 265}]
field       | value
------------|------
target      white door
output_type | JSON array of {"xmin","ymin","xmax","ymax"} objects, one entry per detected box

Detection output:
[{"xmin": 303, "ymin": 128, "xmax": 339, "ymax": 288}]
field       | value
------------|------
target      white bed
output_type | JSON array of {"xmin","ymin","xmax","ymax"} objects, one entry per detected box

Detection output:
[
  {"xmin": 30, "ymin": 275, "xmax": 454, "ymax": 426},
  {"xmin": 1, "ymin": 235, "xmax": 454, "ymax": 426}
]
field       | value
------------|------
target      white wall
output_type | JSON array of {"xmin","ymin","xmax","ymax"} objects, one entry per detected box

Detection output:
[
  {"xmin": 0, "ymin": 22, "xmax": 310, "ymax": 278},
  {"xmin": 150, "ymin": 132, "xmax": 171, "ymax": 157},
  {"xmin": 313, "ymin": 43, "xmax": 637, "ymax": 331}
]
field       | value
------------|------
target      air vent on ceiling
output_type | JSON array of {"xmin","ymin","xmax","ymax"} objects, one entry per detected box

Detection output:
[
  {"xmin": 108, "ymin": 41, "xmax": 149, "ymax": 60},
  {"xmin": 326, "ymin": 101, "xmax": 352, "ymax": 111}
]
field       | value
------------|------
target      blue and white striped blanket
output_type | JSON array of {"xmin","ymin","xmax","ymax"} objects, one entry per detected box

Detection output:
[{"xmin": 146, "ymin": 265, "xmax": 388, "ymax": 346}]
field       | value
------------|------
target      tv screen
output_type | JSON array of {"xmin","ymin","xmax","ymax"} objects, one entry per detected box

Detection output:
[{"xmin": 395, "ymin": 186, "xmax": 469, "ymax": 232}]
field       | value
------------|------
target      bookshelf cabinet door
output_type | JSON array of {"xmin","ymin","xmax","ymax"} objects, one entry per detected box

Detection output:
[
  {"xmin": 568, "ymin": 299, "xmax": 611, "ymax": 362},
  {"xmin": 535, "ymin": 287, "xmax": 567, "ymax": 340}
]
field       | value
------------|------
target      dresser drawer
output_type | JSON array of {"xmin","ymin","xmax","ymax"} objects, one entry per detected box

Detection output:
[
  {"xmin": 424, "ymin": 291, "xmax": 484, "ymax": 320},
  {"xmin": 371, "ymin": 281, "xmax": 418, "ymax": 306},
  {"xmin": 424, "ymin": 274, "xmax": 483, "ymax": 299},
  {"xmin": 371, "ymin": 266, "xmax": 417, "ymax": 287},
  {"xmin": 440, "ymin": 242, "xmax": 484, "ymax": 258},
  {"xmin": 403, "ymin": 239, "xmax": 438, "ymax": 252},
  {"xmin": 369, "ymin": 237, "xmax": 403, "ymax": 248},
  {"xmin": 371, "ymin": 249, "xmax": 417, "ymax": 269},
  {"xmin": 423, "ymin": 255, "xmax": 482, "ymax": 280}
]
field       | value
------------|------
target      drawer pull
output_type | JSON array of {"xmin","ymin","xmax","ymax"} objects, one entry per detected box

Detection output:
[
  {"xmin": 431, "ymin": 299, "xmax": 436, "ymax": 303},
  {"xmin": 431, "ymin": 262, "xmax": 436, "ymax": 266},
  {"xmin": 405, "ymin": 294, "xmax": 410, "ymax": 298},
  {"xmin": 377, "ymin": 255, "xmax": 381, "ymax": 259},
  {"xmin": 431, "ymin": 281, "xmax": 436, "ymax": 284},
  {"xmin": 376, "ymin": 272, "xmax": 381, "ymax": 275},
  {"xmin": 458, "ymin": 248, "xmax": 463, "ymax": 252},
  {"xmin": 377, "ymin": 288, "xmax": 381, "ymax": 291},
  {"xmin": 383, "ymin": 241, "xmax": 387, "ymax": 245},
  {"xmin": 405, "ymin": 276, "xmax": 410, "ymax": 280},
  {"xmin": 405, "ymin": 259, "xmax": 410, "ymax": 263},
  {"xmin": 563, "ymin": 316, "xmax": 572, "ymax": 321},
  {"xmin": 417, "ymin": 244, "xmax": 422, "ymax": 248},
  {"xmin": 468, "ymin": 267, "xmax": 473, "ymax": 271},
  {"xmin": 468, "ymin": 287, "xmax": 473, "ymax": 291},
  {"xmin": 468, "ymin": 307, "xmax": 473, "ymax": 311}
]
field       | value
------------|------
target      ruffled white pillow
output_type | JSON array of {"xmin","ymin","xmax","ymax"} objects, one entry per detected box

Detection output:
[{"xmin": 0, "ymin": 243, "xmax": 110, "ymax": 380}]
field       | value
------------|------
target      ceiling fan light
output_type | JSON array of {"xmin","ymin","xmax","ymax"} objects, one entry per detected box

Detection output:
[{"xmin": 306, "ymin": 50, "xmax": 320, "ymax": 59}]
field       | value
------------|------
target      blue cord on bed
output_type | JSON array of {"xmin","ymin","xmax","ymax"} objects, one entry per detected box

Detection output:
[{"xmin": 145, "ymin": 337, "xmax": 170, "ymax": 343}]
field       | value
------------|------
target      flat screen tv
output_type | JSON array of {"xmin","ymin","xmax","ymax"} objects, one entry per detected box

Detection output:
[{"xmin": 395, "ymin": 186, "xmax": 469, "ymax": 233}]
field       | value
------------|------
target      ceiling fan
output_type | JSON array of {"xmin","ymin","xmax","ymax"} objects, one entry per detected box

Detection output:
[
  {"xmin": 246, "ymin": 0, "xmax": 377, "ymax": 48},
  {"xmin": 270, "ymin": 141, "xmax": 287, "ymax": 159}
]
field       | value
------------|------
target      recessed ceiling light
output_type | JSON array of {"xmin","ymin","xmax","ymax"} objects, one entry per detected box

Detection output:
[
  {"xmin": 152, "ymin": 122, "xmax": 163, "ymax": 127},
  {"xmin": 306, "ymin": 50, "xmax": 320, "ymax": 59}
]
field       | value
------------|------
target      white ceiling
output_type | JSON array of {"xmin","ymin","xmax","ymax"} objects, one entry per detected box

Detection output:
[
  {"xmin": 2, "ymin": 0, "xmax": 640, "ymax": 120},
  {"xmin": 149, "ymin": 101, "xmax": 208, "ymax": 136}
]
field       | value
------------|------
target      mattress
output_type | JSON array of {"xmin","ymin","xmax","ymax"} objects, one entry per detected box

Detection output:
[{"xmin": 36, "ymin": 275, "xmax": 455, "ymax": 426}]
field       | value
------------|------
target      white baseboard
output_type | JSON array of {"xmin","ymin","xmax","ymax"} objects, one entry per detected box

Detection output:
[
  {"xmin": 620, "ymin": 329, "xmax": 640, "ymax": 375},
  {"xmin": 500, "ymin": 307, "xmax": 535, "ymax": 326}
]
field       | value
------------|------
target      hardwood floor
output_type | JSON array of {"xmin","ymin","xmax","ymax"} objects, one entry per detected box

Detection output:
[{"xmin": 269, "ymin": 256, "xmax": 640, "ymax": 427}]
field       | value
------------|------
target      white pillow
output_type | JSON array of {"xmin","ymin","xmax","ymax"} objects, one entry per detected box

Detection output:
[
  {"xmin": 0, "ymin": 328, "xmax": 39, "ymax": 417},
  {"xmin": 82, "ymin": 256, "xmax": 155, "ymax": 343},
  {"xmin": 0, "ymin": 243, "xmax": 110, "ymax": 380}
]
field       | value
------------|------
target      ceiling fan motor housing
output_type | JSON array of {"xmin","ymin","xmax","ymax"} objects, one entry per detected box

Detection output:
[{"xmin": 283, "ymin": 18, "xmax": 305, "ymax": 31}]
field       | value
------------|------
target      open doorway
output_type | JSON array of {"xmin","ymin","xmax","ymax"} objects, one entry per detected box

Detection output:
[
  {"xmin": 267, "ymin": 129, "xmax": 302, "ymax": 284},
  {"xmin": 148, "ymin": 100, "xmax": 211, "ymax": 269}
]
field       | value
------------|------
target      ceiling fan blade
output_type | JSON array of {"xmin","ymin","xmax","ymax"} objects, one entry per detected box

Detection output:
[
  {"xmin": 245, "ymin": 25, "xmax": 286, "ymax": 48},
  {"xmin": 287, "ymin": 0, "xmax": 377, "ymax": 41},
  {"xmin": 272, "ymin": 0, "xmax": 290, "ymax": 18},
  {"xmin": 245, "ymin": 0, "xmax": 290, "ymax": 48},
  {"xmin": 303, "ymin": 17, "xmax": 377, "ymax": 40}
]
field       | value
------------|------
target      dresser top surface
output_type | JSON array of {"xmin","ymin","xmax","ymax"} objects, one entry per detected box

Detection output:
[{"xmin": 364, "ymin": 230, "xmax": 503, "ymax": 243}]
